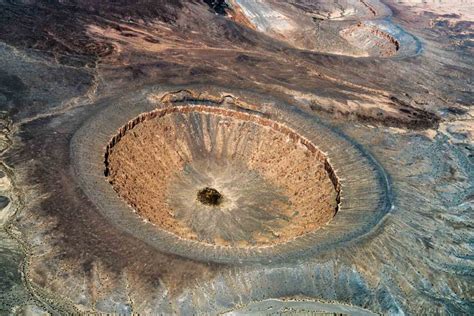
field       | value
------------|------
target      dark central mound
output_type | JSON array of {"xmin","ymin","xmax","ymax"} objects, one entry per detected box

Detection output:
[{"xmin": 197, "ymin": 187, "xmax": 223, "ymax": 206}]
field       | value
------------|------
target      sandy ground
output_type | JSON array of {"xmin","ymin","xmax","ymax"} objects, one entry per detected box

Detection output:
[
  {"xmin": 0, "ymin": 0, "xmax": 472, "ymax": 314},
  {"xmin": 391, "ymin": 0, "xmax": 474, "ymax": 21}
]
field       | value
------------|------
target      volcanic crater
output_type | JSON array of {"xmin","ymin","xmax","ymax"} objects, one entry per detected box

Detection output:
[{"xmin": 105, "ymin": 106, "xmax": 340, "ymax": 247}]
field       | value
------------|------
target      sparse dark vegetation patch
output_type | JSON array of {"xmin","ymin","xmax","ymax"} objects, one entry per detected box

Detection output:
[{"xmin": 197, "ymin": 187, "xmax": 223, "ymax": 206}]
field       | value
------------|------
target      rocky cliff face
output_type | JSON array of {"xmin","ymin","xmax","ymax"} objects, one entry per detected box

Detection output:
[{"xmin": 105, "ymin": 106, "xmax": 339, "ymax": 247}]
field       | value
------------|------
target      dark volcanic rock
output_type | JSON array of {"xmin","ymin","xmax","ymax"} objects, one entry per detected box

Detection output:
[
  {"xmin": 203, "ymin": 0, "xmax": 228, "ymax": 15},
  {"xmin": 0, "ymin": 196, "xmax": 9, "ymax": 209}
]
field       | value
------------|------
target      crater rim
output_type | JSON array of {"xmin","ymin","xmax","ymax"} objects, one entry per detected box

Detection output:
[{"xmin": 104, "ymin": 105, "xmax": 341, "ymax": 248}]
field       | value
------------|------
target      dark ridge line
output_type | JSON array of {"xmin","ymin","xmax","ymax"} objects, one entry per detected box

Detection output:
[{"xmin": 360, "ymin": 0, "xmax": 377, "ymax": 16}]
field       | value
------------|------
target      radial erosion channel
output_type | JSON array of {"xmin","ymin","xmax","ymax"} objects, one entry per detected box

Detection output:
[
  {"xmin": 72, "ymin": 93, "xmax": 390, "ymax": 264},
  {"xmin": 104, "ymin": 106, "xmax": 340, "ymax": 247}
]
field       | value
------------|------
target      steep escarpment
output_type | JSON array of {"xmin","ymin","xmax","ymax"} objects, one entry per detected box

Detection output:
[{"xmin": 105, "ymin": 106, "xmax": 339, "ymax": 247}]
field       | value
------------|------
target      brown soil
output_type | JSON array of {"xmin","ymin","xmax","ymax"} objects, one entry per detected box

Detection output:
[{"xmin": 105, "ymin": 106, "xmax": 340, "ymax": 247}]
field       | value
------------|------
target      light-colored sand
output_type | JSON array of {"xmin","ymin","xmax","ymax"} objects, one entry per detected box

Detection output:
[{"xmin": 390, "ymin": 0, "xmax": 474, "ymax": 21}]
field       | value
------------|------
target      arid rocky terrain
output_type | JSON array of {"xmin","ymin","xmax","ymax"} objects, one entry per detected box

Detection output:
[{"xmin": 0, "ymin": 0, "xmax": 472, "ymax": 314}]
